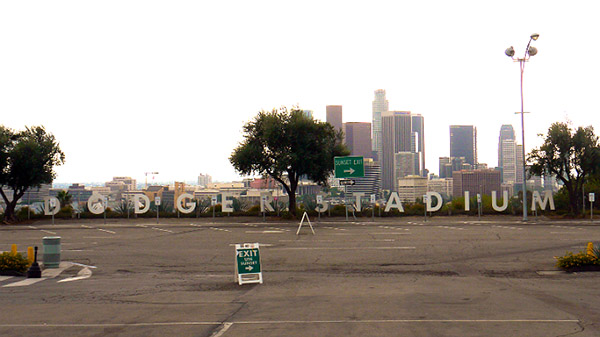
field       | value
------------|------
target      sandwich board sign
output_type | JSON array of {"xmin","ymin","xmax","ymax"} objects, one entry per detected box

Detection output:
[{"xmin": 235, "ymin": 243, "xmax": 263, "ymax": 285}]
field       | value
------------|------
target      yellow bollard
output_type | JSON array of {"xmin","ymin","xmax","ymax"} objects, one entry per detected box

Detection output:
[
  {"xmin": 587, "ymin": 242, "xmax": 594, "ymax": 257},
  {"xmin": 11, "ymin": 244, "xmax": 17, "ymax": 255},
  {"xmin": 27, "ymin": 247, "xmax": 34, "ymax": 264}
]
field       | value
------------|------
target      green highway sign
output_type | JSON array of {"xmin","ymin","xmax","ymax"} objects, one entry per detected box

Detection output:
[{"xmin": 334, "ymin": 156, "xmax": 365, "ymax": 178}]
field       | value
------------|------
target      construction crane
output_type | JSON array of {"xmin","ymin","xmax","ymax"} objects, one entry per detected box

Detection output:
[{"xmin": 144, "ymin": 172, "xmax": 159, "ymax": 189}]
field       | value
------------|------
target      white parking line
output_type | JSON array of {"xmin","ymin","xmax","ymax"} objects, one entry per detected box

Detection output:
[
  {"xmin": 437, "ymin": 226, "xmax": 465, "ymax": 231},
  {"xmin": 0, "ymin": 319, "xmax": 578, "ymax": 328},
  {"xmin": 209, "ymin": 227, "xmax": 231, "ymax": 233},
  {"xmin": 97, "ymin": 228, "xmax": 116, "ymax": 234},
  {"xmin": 245, "ymin": 230, "xmax": 285, "ymax": 234},
  {"xmin": 152, "ymin": 227, "xmax": 174, "ymax": 234},
  {"xmin": 0, "ymin": 276, "xmax": 14, "ymax": 282},
  {"xmin": 58, "ymin": 267, "xmax": 92, "ymax": 283},
  {"xmin": 3, "ymin": 278, "xmax": 47, "ymax": 287},
  {"xmin": 269, "ymin": 247, "xmax": 416, "ymax": 250}
]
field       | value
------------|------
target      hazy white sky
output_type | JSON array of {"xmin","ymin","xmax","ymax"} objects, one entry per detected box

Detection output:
[{"xmin": 1, "ymin": 1, "xmax": 599, "ymax": 184}]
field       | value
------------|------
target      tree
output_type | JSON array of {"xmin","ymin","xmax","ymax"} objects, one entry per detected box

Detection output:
[
  {"xmin": 0, "ymin": 126, "xmax": 65, "ymax": 222},
  {"xmin": 529, "ymin": 122, "xmax": 600, "ymax": 215},
  {"xmin": 230, "ymin": 107, "xmax": 349, "ymax": 216},
  {"xmin": 56, "ymin": 190, "xmax": 72, "ymax": 209}
]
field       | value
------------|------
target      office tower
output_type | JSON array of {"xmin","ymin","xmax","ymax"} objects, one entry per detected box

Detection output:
[
  {"xmin": 394, "ymin": 152, "xmax": 420, "ymax": 183},
  {"xmin": 439, "ymin": 156, "xmax": 467, "ymax": 179},
  {"xmin": 452, "ymin": 169, "xmax": 502, "ymax": 197},
  {"xmin": 381, "ymin": 111, "xmax": 412, "ymax": 191},
  {"xmin": 411, "ymin": 114, "xmax": 426, "ymax": 176},
  {"xmin": 372, "ymin": 89, "xmax": 389, "ymax": 161},
  {"xmin": 500, "ymin": 139, "xmax": 517, "ymax": 183},
  {"xmin": 349, "ymin": 158, "xmax": 382, "ymax": 197},
  {"xmin": 498, "ymin": 125, "xmax": 515, "ymax": 169},
  {"xmin": 516, "ymin": 144, "xmax": 524, "ymax": 185},
  {"xmin": 397, "ymin": 175, "xmax": 428, "ymax": 202},
  {"xmin": 326, "ymin": 105, "xmax": 343, "ymax": 132},
  {"xmin": 343, "ymin": 122, "xmax": 372, "ymax": 159},
  {"xmin": 450, "ymin": 125, "xmax": 477, "ymax": 166},
  {"xmin": 301, "ymin": 110, "xmax": 313, "ymax": 119},
  {"xmin": 198, "ymin": 173, "xmax": 212, "ymax": 187}
]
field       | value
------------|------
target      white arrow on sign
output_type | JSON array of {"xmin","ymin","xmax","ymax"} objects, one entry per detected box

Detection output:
[
  {"xmin": 344, "ymin": 168, "xmax": 355, "ymax": 175},
  {"xmin": 245, "ymin": 266, "xmax": 253, "ymax": 271}
]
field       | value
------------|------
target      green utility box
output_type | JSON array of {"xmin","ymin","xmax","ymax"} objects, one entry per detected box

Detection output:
[{"xmin": 42, "ymin": 236, "xmax": 61, "ymax": 268}]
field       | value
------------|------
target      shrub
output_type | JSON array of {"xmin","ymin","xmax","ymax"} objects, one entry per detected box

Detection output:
[
  {"xmin": 555, "ymin": 250, "xmax": 600, "ymax": 269},
  {"xmin": 0, "ymin": 252, "xmax": 30, "ymax": 274}
]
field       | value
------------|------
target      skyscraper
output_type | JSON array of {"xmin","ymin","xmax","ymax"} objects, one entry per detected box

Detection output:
[
  {"xmin": 450, "ymin": 125, "xmax": 477, "ymax": 166},
  {"xmin": 326, "ymin": 105, "xmax": 343, "ymax": 132},
  {"xmin": 411, "ymin": 114, "xmax": 426, "ymax": 176},
  {"xmin": 500, "ymin": 139, "xmax": 517, "ymax": 184},
  {"xmin": 498, "ymin": 124, "xmax": 515, "ymax": 169},
  {"xmin": 343, "ymin": 122, "xmax": 372, "ymax": 159},
  {"xmin": 372, "ymin": 89, "xmax": 389, "ymax": 161},
  {"xmin": 381, "ymin": 111, "xmax": 412, "ymax": 191}
]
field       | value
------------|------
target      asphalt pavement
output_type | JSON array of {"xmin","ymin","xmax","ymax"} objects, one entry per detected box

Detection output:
[{"xmin": 1, "ymin": 215, "xmax": 599, "ymax": 336}]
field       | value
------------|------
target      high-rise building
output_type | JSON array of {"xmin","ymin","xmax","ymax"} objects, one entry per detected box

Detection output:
[
  {"xmin": 381, "ymin": 111, "xmax": 412, "ymax": 191},
  {"xmin": 198, "ymin": 173, "xmax": 212, "ymax": 187},
  {"xmin": 397, "ymin": 175, "xmax": 428, "ymax": 202},
  {"xmin": 498, "ymin": 125, "xmax": 515, "ymax": 169},
  {"xmin": 500, "ymin": 139, "xmax": 517, "ymax": 184},
  {"xmin": 450, "ymin": 125, "xmax": 477, "ymax": 166},
  {"xmin": 372, "ymin": 89, "xmax": 389, "ymax": 161},
  {"xmin": 439, "ymin": 156, "xmax": 467, "ymax": 179},
  {"xmin": 411, "ymin": 114, "xmax": 426, "ymax": 176},
  {"xmin": 343, "ymin": 122, "xmax": 372, "ymax": 159},
  {"xmin": 326, "ymin": 105, "xmax": 343, "ymax": 132},
  {"xmin": 394, "ymin": 152, "xmax": 420, "ymax": 185},
  {"xmin": 348, "ymin": 158, "xmax": 382, "ymax": 197},
  {"xmin": 452, "ymin": 169, "xmax": 502, "ymax": 197},
  {"xmin": 516, "ymin": 144, "xmax": 524, "ymax": 185},
  {"xmin": 301, "ymin": 110, "xmax": 314, "ymax": 119}
]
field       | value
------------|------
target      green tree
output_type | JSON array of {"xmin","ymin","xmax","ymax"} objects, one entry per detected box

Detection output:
[
  {"xmin": 56, "ymin": 190, "xmax": 72, "ymax": 208},
  {"xmin": 529, "ymin": 122, "xmax": 600, "ymax": 215},
  {"xmin": 230, "ymin": 107, "xmax": 349, "ymax": 216},
  {"xmin": 0, "ymin": 126, "xmax": 65, "ymax": 223}
]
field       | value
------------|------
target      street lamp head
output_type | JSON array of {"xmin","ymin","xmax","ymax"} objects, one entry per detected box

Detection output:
[
  {"xmin": 528, "ymin": 46, "xmax": 538, "ymax": 56},
  {"xmin": 530, "ymin": 33, "xmax": 540, "ymax": 41},
  {"xmin": 505, "ymin": 46, "xmax": 515, "ymax": 57}
]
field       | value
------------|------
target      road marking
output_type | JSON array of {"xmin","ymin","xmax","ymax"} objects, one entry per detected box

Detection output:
[
  {"xmin": 137, "ymin": 224, "xmax": 149, "ymax": 228},
  {"xmin": 0, "ymin": 319, "xmax": 579, "ymax": 328},
  {"xmin": 245, "ymin": 230, "xmax": 285, "ymax": 234},
  {"xmin": 370, "ymin": 232, "xmax": 411, "ymax": 235},
  {"xmin": 81, "ymin": 225, "xmax": 93, "ymax": 229},
  {"xmin": 0, "ymin": 276, "xmax": 14, "ymax": 282},
  {"xmin": 437, "ymin": 226, "xmax": 465, "ymax": 230},
  {"xmin": 551, "ymin": 232, "xmax": 580, "ymax": 234},
  {"xmin": 2, "ymin": 278, "xmax": 47, "ymax": 287},
  {"xmin": 152, "ymin": 227, "xmax": 174, "ymax": 233},
  {"xmin": 97, "ymin": 228, "xmax": 116, "ymax": 234},
  {"xmin": 211, "ymin": 322, "xmax": 233, "ymax": 337},
  {"xmin": 209, "ymin": 227, "xmax": 231, "ymax": 233},
  {"xmin": 42, "ymin": 262, "xmax": 73, "ymax": 278},
  {"xmin": 269, "ymin": 247, "xmax": 416, "ymax": 250},
  {"xmin": 58, "ymin": 267, "xmax": 92, "ymax": 283}
]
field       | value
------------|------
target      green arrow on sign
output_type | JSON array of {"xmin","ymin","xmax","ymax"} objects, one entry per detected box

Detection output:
[{"xmin": 334, "ymin": 156, "xmax": 365, "ymax": 178}]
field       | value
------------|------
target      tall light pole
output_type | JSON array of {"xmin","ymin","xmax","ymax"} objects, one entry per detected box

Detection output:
[{"xmin": 505, "ymin": 33, "xmax": 539, "ymax": 222}]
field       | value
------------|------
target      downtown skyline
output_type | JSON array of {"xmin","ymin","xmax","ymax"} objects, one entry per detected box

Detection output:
[{"xmin": 1, "ymin": 1, "xmax": 598, "ymax": 184}]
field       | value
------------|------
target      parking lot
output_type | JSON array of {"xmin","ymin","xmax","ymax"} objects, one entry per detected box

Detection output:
[{"xmin": 1, "ymin": 216, "xmax": 600, "ymax": 336}]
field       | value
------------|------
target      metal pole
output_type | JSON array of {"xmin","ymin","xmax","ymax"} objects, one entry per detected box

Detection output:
[
  {"xmin": 345, "ymin": 184, "xmax": 348, "ymax": 221},
  {"xmin": 520, "ymin": 58, "xmax": 528, "ymax": 222}
]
